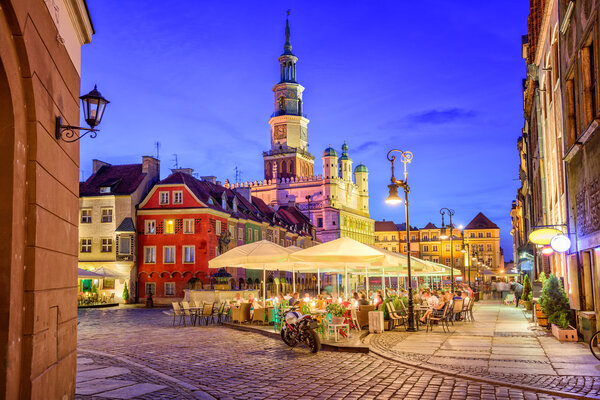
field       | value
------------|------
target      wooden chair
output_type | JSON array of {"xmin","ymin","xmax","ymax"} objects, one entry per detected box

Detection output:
[
  {"xmin": 181, "ymin": 301, "xmax": 196, "ymax": 326},
  {"xmin": 215, "ymin": 302, "xmax": 226, "ymax": 324},
  {"xmin": 465, "ymin": 298, "xmax": 475, "ymax": 322},
  {"xmin": 450, "ymin": 298, "xmax": 464, "ymax": 323},
  {"xmin": 350, "ymin": 308, "xmax": 361, "ymax": 331},
  {"xmin": 426, "ymin": 302, "xmax": 451, "ymax": 333},
  {"xmin": 357, "ymin": 305, "xmax": 375, "ymax": 329},
  {"xmin": 252, "ymin": 306, "xmax": 268, "ymax": 325},
  {"xmin": 386, "ymin": 302, "xmax": 407, "ymax": 330},
  {"xmin": 171, "ymin": 302, "xmax": 186, "ymax": 326},
  {"xmin": 231, "ymin": 303, "xmax": 251, "ymax": 323}
]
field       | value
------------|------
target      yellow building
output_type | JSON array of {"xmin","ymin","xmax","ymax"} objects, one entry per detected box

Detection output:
[
  {"xmin": 79, "ymin": 157, "xmax": 160, "ymax": 302},
  {"xmin": 463, "ymin": 212, "xmax": 503, "ymax": 274},
  {"xmin": 374, "ymin": 220, "xmax": 400, "ymax": 252}
]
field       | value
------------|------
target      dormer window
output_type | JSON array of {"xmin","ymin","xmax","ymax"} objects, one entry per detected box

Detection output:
[{"xmin": 100, "ymin": 186, "xmax": 111, "ymax": 193}]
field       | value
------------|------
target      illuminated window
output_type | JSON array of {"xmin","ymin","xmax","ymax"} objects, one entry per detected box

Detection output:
[
  {"xmin": 165, "ymin": 219, "xmax": 175, "ymax": 234},
  {"xmin": 216, "ymin": 220, "xmax": 222, "ymax": 234},
  {"xmin": 183, "ymin": 219, "xmax": 194, "ymax": 234},
  {"xmin": 432, "ymin": 245, "xmax": 438, "ymax": 251},
  {"xmin": 486, "ymin": 232, "xmax": 491, "ymax": 238}
]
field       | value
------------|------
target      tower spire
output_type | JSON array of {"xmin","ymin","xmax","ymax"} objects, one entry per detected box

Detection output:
[{"xmin": 283, "ymin": 10, "xmax": 293, "ymax": 55}]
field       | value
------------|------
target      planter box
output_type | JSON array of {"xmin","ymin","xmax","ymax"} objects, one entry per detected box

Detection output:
[
  {"xmin": 536, "ymin": 310, "xmax": 546, "ymax": 319},
  {"xmin": 537, "ymin": 317, "xmax": 548, "ymax": 327},
  {"xmin": 523, "ymin": 301, "xmax": 532, "ymax": 311},
  {"xmin": 331, "ymin": 316, "xmax": 345, "ymax": 325},
  {"xmin": 551, "ymin": 324, "xmax": 578, "ymax": 342}
]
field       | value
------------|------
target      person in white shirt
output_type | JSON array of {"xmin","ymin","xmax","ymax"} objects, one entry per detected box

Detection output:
[{"xmin": 426, "ymin": 292, "xmax": 440, "ymax": 308}]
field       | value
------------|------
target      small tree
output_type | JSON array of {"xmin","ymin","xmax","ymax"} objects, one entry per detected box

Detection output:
[
  {"xmin": 91, "ymin": 283, "xmax": 98, "ymax": 294},
  {"xmin": 538, "ymin": 271, "xmax": 547, "ymax": 284},
  {"xmin": 522, "ymin": 275, "xmax": 532, "ymax": 302},
  {"xmin": 539, "ymin": 274, "xmax": 571, "ymax": 329},
  {"xmin": 122, "ymin": 282, "xmax": 129, "ymax": 302}
]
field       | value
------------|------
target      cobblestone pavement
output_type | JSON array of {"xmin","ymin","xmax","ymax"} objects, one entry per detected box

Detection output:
[
  {"xmin": 78, "ymin": 308, "xmax": 581, "ymax": 399},
  {"xmin": 367, "ymin": 302, "xmax": 600, "ymax": 399}
]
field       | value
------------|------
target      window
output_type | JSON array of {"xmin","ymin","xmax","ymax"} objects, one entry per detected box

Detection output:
[
  {"xmin": 566, "ymin": 76, "xmax": 578, "ymax": 147},
  {"xmin": 159, "ymin": 191, "xmax": 169, "ymax": 204},
  {"xmin": 103, "ymin": 278, "xmax": 115, "ymax": 289},
  {"xmin": 255, "ymin": 229, "xmax": 259, "ymax": 241},
  {"xmin": 317, "ymin": 218, "xmax": 323, "ymax": 228},
  {"xmin": 145, "ymin": 282, "xmax": 156, "ymax": 296},
  {"xmin": 173, "ymin": 191, "xmax": 183, "ymax": 204},
  {"xmin": 216, "ymin": 220, "xmax": 222, "ymax": 234},
  {"xmin": 229, "ymin": 226, "xmax": 235, "ymax": 239},
  {"xmin": 101, "ymin": 238, "xmax": 113, "ymax": 253},
  {"xmin": 455, "ymin": 245, "xmax": 461, "ymax": 251},
  {"xmin": 99, "ymin": 186, "xmax": 111, "ymax": 193},
  {"xmin": 445, "ymin": 258, "xmax": 450, "ymax": 265},
  {"xmin": 423, "ymin": 235, "xmax": 428, "ymax": 241},
  {"xmin": 183, "ymin": 219, "xmax": 194, "ymax": 234},
  {"xmin": 403, "ymin": 245, "xmax": 407, "ymax": 252},
  {"xmin": 164, "ymin": 219, "xmax": 175, "ymax": 234},
  {"xmin": 433, "ymin": 257, "xmax": 439, "ymax": 263},
  {"xmin": 383, "ymin": 236, "xmax": 388, "ymax": 241},
  {"xmin": 144, "ymin": 246, "xmax": 156, "ymax": 263},
  {"xmin": 432, "ymin": 235, "xmax": 437, "ymax": 240},
  {"xmin": 119, "ymin": 237, "xmax": 131, "ymax": 254},
  {"xmin": 445, "ymin": 245, "xmax": 450, "ymax": 252},
  {"xmin": 164, "ymin": 246, "xmax": 175, "ymax": 263},
  {"xmin": 81, "ymin": 209, "xmax": 92, "ymax": 223},
  {"xmin": 165, "ymin": 282, "xmax": 175, "ymax": 296},
  {"xmin": 479, "ymin": 244, "xmax": 484, "ymax": 252},
  {"xmin": 470, "ymin": 233, "xmax": 475, "ymax": 238},
  {"xmin": 392, "ymin": 235, "xmax": 396, "ymax": 241},
  {"xmin": 145, "ymin": 220, "xmax": 156, "ymax": 234},
  {"xmin": 478, "ymin": 232, "xmax": 483, "ymax": 238},
  {"xmin": 455, "ymin": 258, "xmax": 460, "ymax": 265},
  {"xmin": 238, "ymin": 228, "xmax": 243, "ymax": 239},
  {"xmin": 183, "ymin": 246, "xmax": 195, "ymax": 263},
  {"xmin": 432, "ymin": 245, "xmax": 438, "ymax": 251},
  {"xmin": 411, "ymin": 235, "xmax": 415, "ymax": 241},
  {"xmin": 583, "ymin": 42, "xmax": 597, "ymax": 125},
  {"xmin": 487, "ymin": 244, "xmax": 493, "ymax": 251},
  {"xmin": 80, "ymin": 238, "xmax": 92, "ymax": 253},
  {"xmin": 262, "ymin": 231, "xmax": 266, "ymax": 240},
  {"xmin": 486, "ymin": 232, "xmax": 491, "ymax": 238},
  {"xmin": 248, "ymin": 228, "xmax": 253, "ymax": 242},
  {"xmin": 423, "ymin": 245, "xmax": 429, "ymax": 252},
  {"xmin": 101, "ymin": 208, "xmax": 113, "ymax": 223}
]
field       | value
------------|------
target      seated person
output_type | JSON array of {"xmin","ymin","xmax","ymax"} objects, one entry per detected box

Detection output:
[
  {"xmin": 420, "ymin": 292, "xmax": 450, "ymax": 323},
  {"xmin": 230, "ymin": 293, "xmax": 243, "ymax": 305},
  {"xmin": 373, "ymin": 293, "xmax": 384, "ymax": 308},
  {"xmin": 452, "ymin": 290, "xmax": 462, "ymax": 300},
  {"xmin": 426, "ymin": 291, "xmax": 440, "ymax": 308},
  {"xmin": 288, "ymin": 292, "xmax": 300, "ymax": 306},
  {"xmin": 358, "ymin": 293, "xmax": 370, "ymax": 306}
]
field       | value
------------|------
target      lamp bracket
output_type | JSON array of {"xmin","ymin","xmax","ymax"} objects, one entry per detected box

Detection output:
[{"xmin": 55, "ymin": 116, "xmax": 98, "ymax": 143}]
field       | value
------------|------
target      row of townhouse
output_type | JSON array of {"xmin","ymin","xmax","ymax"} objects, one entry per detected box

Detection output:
[
  {"xmin": 374, "ymin": 213, "xmax": 504, "ymax": 282},
  {"xmin": 78, "ymin": 157, "xmax": 318, "ymax": 304},
  {"xmin": 513, "ymin": 0, "xmax": 600, "ymax": 335}
]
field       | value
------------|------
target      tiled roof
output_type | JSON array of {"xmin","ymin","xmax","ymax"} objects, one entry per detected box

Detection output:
[
  {"xmin": 375, "ymin": 221, "xmax": 399, "ymax": 232},
  {"xmin": 395, "ymin": 223, "xmax": 419, "ymax": 231},
  {"xmin": 157, "ymin": 172, "xmax": 227, "ymax": 213},
  {"xmin": 464, "ymin": 212, "xmax": 499, "ymax": 230},
  {"xmin": 116, "ymin": 217, "xmax": 135, "ymax": 232},
  {"xmin": 422, "ymin": 222, "xmax": 438, "ymax": 229},
  {"xmin": 80, "ymin": 164, "xmax": 145, "ymax": 196}
]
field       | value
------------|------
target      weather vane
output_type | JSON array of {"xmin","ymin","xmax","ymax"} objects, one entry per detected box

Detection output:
[{"xmin": 287, "ymin": 9, "xmax": 291, "ymax": 17}]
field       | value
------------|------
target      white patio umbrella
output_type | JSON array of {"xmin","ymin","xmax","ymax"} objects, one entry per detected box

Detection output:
[
  {"xmin": 90, "ymin": 266, "xmax": 128, "ymax": 278},
  {"xmin": 208, "ymin": 240, "xmax": 297, "ymax": 305},
  {"xmin": 78, "ymin": 268, "xmax": 103, "ymax": 279},
  {"xmin": 290, "ymin": 237, "xmax": 385, "ymax": 298}
]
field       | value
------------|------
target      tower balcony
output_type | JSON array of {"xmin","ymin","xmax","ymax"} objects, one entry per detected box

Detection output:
[
  {"xmin": 263, "ymin": 145, "xmax": 315, "ymax": 160},
  {"xmin": 270, "ymin": 110, "xmax": 309, "ymax": 119}
]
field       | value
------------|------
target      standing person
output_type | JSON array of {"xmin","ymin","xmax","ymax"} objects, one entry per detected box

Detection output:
[{"xmin": 511, "ymin": 281, "xmax": 523, "ymax": 307}]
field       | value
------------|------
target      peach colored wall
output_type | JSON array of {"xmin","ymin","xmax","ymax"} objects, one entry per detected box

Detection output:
[{"xmin": 0, "ymin": 1, "xmax": 91, "ymax": 398}]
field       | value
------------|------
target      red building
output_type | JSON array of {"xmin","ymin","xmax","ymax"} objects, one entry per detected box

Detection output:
[{"xmin": 137, "ymin": 172, "xmax": 229, "ymax": 301}]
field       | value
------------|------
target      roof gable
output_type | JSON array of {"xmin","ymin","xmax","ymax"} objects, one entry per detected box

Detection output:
[
  {"xmin": 374, "ymin": 221, "xmax": 399, "ymax": 232},
  {"xmin": 422, "ymin": 222, "xmax": 438, "ymax": 229},
  {"xmin": 464, "ymin": 212, "xmax": 499, "ymax": 230},
  {"xmin": 80, "ymin": 164, "xmax": 145, "ymax": 196}
]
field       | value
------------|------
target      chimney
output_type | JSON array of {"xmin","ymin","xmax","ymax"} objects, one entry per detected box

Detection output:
[
  {"xmin": 200, "ymin": 176, "xmax": 217, "ymax": 184},
  {"xmin": 93, "ymin": 159, "xmax": 111, "ymax": 174},
  {"xmin": 142, "ymin": 156, "xmax": 160, "ymax": 185},
  {"xmin": 235, "ymin": 187, "xmax": 252, "ymax": 202},
  {"xmin": 171, "ymin": 168, "xmax": 194, "ymax": 175}
]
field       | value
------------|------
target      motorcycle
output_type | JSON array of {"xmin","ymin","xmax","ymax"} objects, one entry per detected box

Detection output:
[{"xmin": 280, "ymin": 307, "xmax": 321, "ymax": 353}]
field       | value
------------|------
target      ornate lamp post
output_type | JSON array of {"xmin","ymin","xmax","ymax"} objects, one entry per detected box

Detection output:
[
  {"xmin": 439, "ymin": 208, "xmax": 455, "ymax": 292},
  {"xmin": 385, "ymin": 149, "xmax": 415, "ymax": 332},
  {"xmin": 460, "ymin": 242, "xmax": 471, "ymax": 288}
]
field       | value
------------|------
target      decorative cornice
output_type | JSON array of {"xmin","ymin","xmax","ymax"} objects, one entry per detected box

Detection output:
[{"xmin": 64, "ymin": 0, "xmax": 94, "ymax": 45}]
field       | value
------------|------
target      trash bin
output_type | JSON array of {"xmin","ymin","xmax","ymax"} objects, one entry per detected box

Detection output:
[{"xmin": 577, "ymin": 311, "xmax": 597, "ymax": 343}]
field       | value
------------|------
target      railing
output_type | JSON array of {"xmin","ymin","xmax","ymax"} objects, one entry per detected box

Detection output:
[
  {"xmin": 270, "ymin": 111, "xmax": 309, "ymax": 118},
  {"xmin": 263, "ymin": 146, "xmax": 315, "ymax": 160}
]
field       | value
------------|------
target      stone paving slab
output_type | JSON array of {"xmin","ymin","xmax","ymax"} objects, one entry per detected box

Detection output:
[
  {"xmin": 95, "ymin": 383, "xmax": 167, "ymax": 399},
  {"xmin": 77, "ymin": 307, "xmax": 582, "ymax": 399},
  {"xmin": 77, "ymin": 366, "xmax": 130, "ymax": 383},
  {"xmin": 75, "ymin": 378, "xmax": 138, "ymax": 395}
]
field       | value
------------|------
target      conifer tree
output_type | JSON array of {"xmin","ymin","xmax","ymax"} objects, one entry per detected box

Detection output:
[
  {"xmin": 123, "ymin": 282, "xmax": 129, "ymax": 302},
  {"xmin": 540, "ymin": 275, "xmax": 570, "ymax": 329}
]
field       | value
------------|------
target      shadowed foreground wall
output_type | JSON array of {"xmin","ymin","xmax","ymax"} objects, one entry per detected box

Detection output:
[{"xmin": 0, "ymin": 0, "xmax": 92, "ymax": 398}]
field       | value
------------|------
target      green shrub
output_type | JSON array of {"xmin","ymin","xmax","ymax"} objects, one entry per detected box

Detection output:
[
  {"xmin": 522, "ymin": 275, "xmax": 532, "ymax": 302},
  {"xmin": 540, "ymin": 274, "xmax": 570, "ymax": 329},
  {"xmin": 91, "ymin": 283, "xmax": 98, "ymax": 294},
  {"xmin": 538, "ymin": 271, "xmax": 547, "ymax": 284},
  {"xmin": 122, "ymin": 282, "xmax": 129, "ymax": 302}
]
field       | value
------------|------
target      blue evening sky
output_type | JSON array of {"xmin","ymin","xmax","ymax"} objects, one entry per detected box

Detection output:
[{"xmin": 81, "ymin": 1, "xmax": 529, "ymax": 259}]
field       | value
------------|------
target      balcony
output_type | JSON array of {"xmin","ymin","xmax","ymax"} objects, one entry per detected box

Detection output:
[
  {"xmin": 263, "ymin": 146, "xmax": 315, "ymax": 160},
  {"xmin": 270, "ymin": 111, "xmax": 309, "ymax": 119}
]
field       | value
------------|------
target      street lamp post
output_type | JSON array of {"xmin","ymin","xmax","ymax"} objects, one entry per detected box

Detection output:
[
  {"xmin": 440, "ymin": 208, "xmax": 455, "ymax": 293},
  {"xmin": 461, "ymin": 242, "xmax": 471, "ymax": 288},
  {"xmin": 385, "ymin": 149, "xmax": 416, "ymax": 332}
]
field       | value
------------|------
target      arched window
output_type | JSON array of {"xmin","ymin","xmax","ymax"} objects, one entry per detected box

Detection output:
[{"xmin": 279, "ymin": 96, "xmax": 285, "ymax": 112}]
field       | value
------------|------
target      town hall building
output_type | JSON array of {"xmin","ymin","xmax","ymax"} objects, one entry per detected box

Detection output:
[{"xmin": 225, "ymin": 18, "xmax": 375, "ymax": 245}]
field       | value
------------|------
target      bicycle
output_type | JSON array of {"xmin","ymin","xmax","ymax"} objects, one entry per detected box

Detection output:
[{"xmin": 590, "ymin": 330, "xmax": 600, "ymax": 361}]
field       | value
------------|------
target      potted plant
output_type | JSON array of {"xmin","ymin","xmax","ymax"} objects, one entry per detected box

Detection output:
[
  {"xmin": 326, "ymin": 303, "xmax": 347, "ymax": 325},
  {"xmin": 540, "ymin": 275, "xmax": 576, "ymax": 340},
  {"xmin": 122, "ymin": 282, "xmax": 129, "ymax": 303},
  {"xmin": 521, "ymin": 275, "xmax": 532, "ymax": 310}
]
